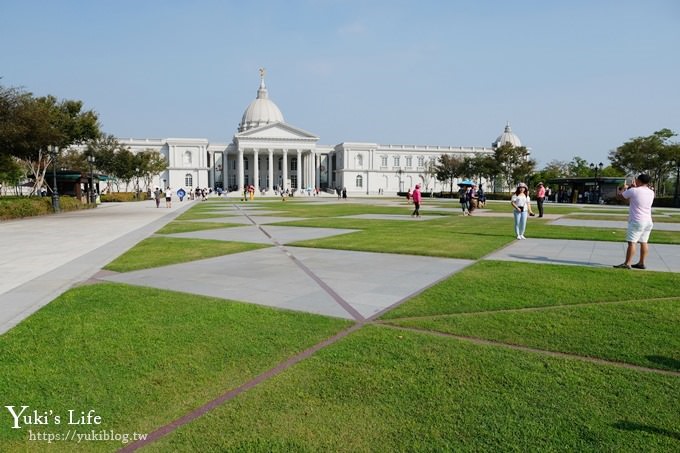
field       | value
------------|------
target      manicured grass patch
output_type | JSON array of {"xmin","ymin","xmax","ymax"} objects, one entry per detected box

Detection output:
[
  {"xmin": 285, "ymin": 216, "xmax": 512, "ymax": 259},
  {"xmin": 260, "ymin": 201, "xmax": 443, "ymax": 218},
  {"xmin": 175, "ymin": 209, "xmax": 231, "ymax": 220},
  {"xmin": 390, "ymin": 299, "xmax": 680, "ymax": 371},
  {"xmin": 568, "ymin": 214, "xmax": 680, "ymax": 223},
  {"xmin": 0, "ymin": 283, "xmax": 351, "ymax": 452},
  {"xmin": 156, "ymin": 221, "xmax": 241, "ymax": 235},
  {"xmin": 104, "ymin": 236, "xmax": 268, "ymax": 272},
  {"xmin": 382, "ymin": 261, "xmax": 680, "ymax": 319},
  {"xmin": 149, "ymin": 326, "xmax": 680, "ymax": 452}
]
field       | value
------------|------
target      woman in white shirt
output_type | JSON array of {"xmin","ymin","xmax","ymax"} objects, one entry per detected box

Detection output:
[{"xmin": 511, "ymin": 182, "xmax": 534, "ymax": 239}]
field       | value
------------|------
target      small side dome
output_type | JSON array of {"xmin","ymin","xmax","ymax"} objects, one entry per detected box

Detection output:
[
  {"xmin": 493, "ymin": 122, "xmax": 522, "ymax": 148},
  {"xmin": 238, "ymin": 71, "xmax": 284, "ymax": 132}
]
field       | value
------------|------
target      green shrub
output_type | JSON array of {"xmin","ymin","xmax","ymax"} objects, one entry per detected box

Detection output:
[
  {"xmin": 0, "ymin": 196, "xmax": 91, "ymax": 220},
  {"xmin": 484, "ymin": 192, "xmax": 512, "ymax": 200},
  {"xmin": 100, "ymin": 192, "xmax": 149, "ymax": 202}
]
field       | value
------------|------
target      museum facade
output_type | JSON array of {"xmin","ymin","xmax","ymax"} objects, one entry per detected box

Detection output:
[{"xmin": 116, "ymin": 74, "xmax": 523, "ymax": 195}]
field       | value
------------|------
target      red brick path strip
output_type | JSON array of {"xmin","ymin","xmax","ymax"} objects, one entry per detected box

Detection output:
[
  {"xmin": 119, "ymin": 323, "xmax": 363, "ymax": 452},
  {"xmin": 380, "ymin": 323, "xmax": 680, "ymax": 378},
  {"xmin": 240, "ymin": 206, "xmax": 365, "ymax": 321}
]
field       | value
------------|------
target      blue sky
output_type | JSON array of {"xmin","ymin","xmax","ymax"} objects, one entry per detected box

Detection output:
[{"xmin": 2, "ymin": 0, "xmax": 678, "ymax": 166}]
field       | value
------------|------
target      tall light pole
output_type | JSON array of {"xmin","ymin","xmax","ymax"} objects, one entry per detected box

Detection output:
[
  {"xmin": 396, "ymin": 168, "xmax": 405, "ymax": 192},
  {"xmin": 135, "ymin": 167, "xmax": 140, "ymax": 200},
  {"xmin": 87, "ymin": 154, "xmax": 96, "ymax": 204},
  {"xmin": 49, "ymin": 146, "xmax": 60, "ymax": 212},
  {"xmin": 589, "ymin": 162, "xmax": 603, "ymax": 204}
]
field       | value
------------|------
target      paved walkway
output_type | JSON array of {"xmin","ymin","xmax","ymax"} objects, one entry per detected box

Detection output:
[
  {"xmin": 2, "ymin": 198, "xmax": 680, "ymax": 334},
  {"xmin": 0, "ymin": 200, "xmax": 194, "ymax": 334}
]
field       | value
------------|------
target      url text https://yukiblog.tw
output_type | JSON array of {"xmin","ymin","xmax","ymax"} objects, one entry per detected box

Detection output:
[{"xmin": 28, "ymin": 429, "xmax": 148, "ymax": 445}]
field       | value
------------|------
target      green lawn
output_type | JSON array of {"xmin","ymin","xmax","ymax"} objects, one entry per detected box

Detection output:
[
  {"xmin": 389, "ymin": 298, "xmax": 680, "ymax": 371},
  {"xmin": 155, "ymin": 220, "xmax": 241, "ymax": 234},
  {"xmin": 4, "ymin": 198, "xmax": 680, "ymax": 451},
  {"xmin": 148, "ymin": 326, "xmax": 680, "ymax": 452},
  {"xmin": 0, "ymin": 284, "xmax": 352, "ymax": 452},
  {"xmin": 104, "ymin": 236, "xmax": 269, "ymax": 272},
  {"xmin": 382, "ymin": 261, "xmax": 680, "ymax": 319}
]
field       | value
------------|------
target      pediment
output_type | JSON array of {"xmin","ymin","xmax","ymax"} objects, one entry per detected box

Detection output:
[{"xmin": 235, "ymin": 122, "xmax": 319, "ymax": 140}]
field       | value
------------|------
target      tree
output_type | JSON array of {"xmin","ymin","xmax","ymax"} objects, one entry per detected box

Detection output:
[
  {"xmin": 668, "ymin": 142, "xmax": 680, "ymax": 207},
  {"xmin": 59, "ymin": 148, "xmax": 89, "ymax": 172},
  {"xmin": 135, "ymin": 149, "xmax": 168, "ymax": 191},
  {"xmin": 434, "ymin": 154, "xmax": 463, "ymax": 194},
  {"xmin": 567, "ymin": 156, "xmax": 592, "ymax": 176},
  {"xmin": 0, "ymin": 85, "xmax": 101, "ymax": 195},
  {"xmin": 111, "ymin": 148, "xmax": 136, "ymax": 191},
  {"xmin": 494, "ymin": 143, "xmax": 536, "ymax": 189},
  {"xmin": 609, "ymin": 129, "xmax": 677, "ymax": 189},
  {"xmin": 473, "ymin": 154, "xmax": 499, "ymax": 192},
  {"xmin": 0, "ymin": 154, "xmax": 24, "ymax": 195}
]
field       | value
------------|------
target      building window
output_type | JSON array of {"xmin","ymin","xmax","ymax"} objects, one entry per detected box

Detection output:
[
  {"xmin": 232, "ymin": 160, "xmax": 236, "ymax": 170},
  {"xmin": 393, "ymin": 156, "xmax": 400, "ymax": 166},
  {"xmin": 405, "ymin": 156, "xmax": 412, "ymax": 167},
  {"xmin": 381, "ymin": 155, "xmax": 388, "ymax": 166},
  {"xmin": 418, "ymin": 156, "xmax": 425, "ymax": 167},
  {"xmin": 291, "ymin": 158, "xmax": 297, "ymax": 171},
  {"xmin": 278, "ymin": 158, "xmax": 282, "ymax": 171},
  {"xmin": 357, "ymin": 154, "xmax": 363, "ymax": 168},
  {"xmin": 356, "ymin": 175, "xmax": 363, "ymax": 188},
  {"xmin": 183, "ymin": 151, "xmax": 192, "ymax": 165},
  {"xmin": 185, "ymin": 174, "xmax": 193, "ymax": 187},
  {"xmin": 291, "ymin": 175, "xmax": 298, "ymax": 189},
  {"xmin": 244, "ymin": 158, "xmax": 249, "ymax": 170}
]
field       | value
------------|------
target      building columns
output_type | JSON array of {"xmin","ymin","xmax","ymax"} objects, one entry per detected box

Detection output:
[
  {"xmin": 209, "ymin": 150, "xmax": 216, "ymax": 189},
  {"xmin": 237, "ymin": 148, "xmax": 244, "ymax": 192},
  {"xmin": 253, "ymin": 148, "xmax": 260, "ymax": 191},
  {"xmin": 267, "ymin": 149, "xmax": 274, "ymax": 192},
  {"xmin": 311, "ymin": 151, "xmax": 317, "ymax": 190},
  {"xmin": 296, "ymin": 149, "xmax": 302, "ymax": 192},
  {"xmin": 282, "ymin": 149, "xmax": 288, "ymax": 191},
  {"xmin": 222, "ymin": 149, "xmax": 229, "ymax": 193}
]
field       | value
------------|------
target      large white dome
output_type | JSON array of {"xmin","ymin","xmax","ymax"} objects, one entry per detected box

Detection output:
[
  {"xmin": 493, "ymin": 122, "xmax": 522, "ymax": 148},
  {"xmin": 238, "ymin": 76, "xmax": 284, "ymax": 132}
]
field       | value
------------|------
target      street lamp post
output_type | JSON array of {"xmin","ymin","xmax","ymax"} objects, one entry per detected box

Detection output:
[
  {"xmin": 49, "ymin": 146, "xmax": 60, "ymax": 213},
  {"xmin": 395, "ymin": 168, "xmax": 405, "ymax": 192},
  {"xmin": 135, "ymin": 167, "xmax": 140, "ymax": 200},
  {"xmin": 589, "ymin": 162, "xmax": 603, "ymax": 204},
  {"xmin": 87, "ymin": 154, "xmax": 96, "ymax": 204}
]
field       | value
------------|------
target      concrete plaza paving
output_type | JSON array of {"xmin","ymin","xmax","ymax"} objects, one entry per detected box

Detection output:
[
  {"xmin": 0, "ymin": 200, "xmax": 194, "ymax": 334},
  {"xmin": 2, "ymin": 197, "xmax": 680, "ymax": 334},
  {"xmin": 101, "ymin": 246, "xmax": 471, "ymax": 320}
]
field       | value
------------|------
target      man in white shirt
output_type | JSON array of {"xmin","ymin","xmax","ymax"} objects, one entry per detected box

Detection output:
[{"xmin": 614, "ymin": 174, "xmax": 655, "ymax": 270}]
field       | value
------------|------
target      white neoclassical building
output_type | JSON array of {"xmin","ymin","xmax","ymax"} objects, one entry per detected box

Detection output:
[{"xmin": 113, "ymin": 73, "xmax": 524, "ymax": 195}]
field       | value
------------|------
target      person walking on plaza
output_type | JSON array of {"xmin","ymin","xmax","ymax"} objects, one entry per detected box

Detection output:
[
  {"xmin": 536, "ymin": 182, "xmax": 546, "ymax": 217},
  {"xmin": 613, "ymin": 174, "xmax": 655, "ymax": 269},
  {"xmin": 165, "ymin": 187, "xmax": 173, "ymax": 208},
  {"xmin": 411, "ymin": 184, "xmax": 422, "ymax": 218},
  {"xmin": 511, "ymin": 182, "xmax": 534, "ymax": 239},
  {"xmin": 153, "ymin": 187, "xmax": 162, "ymax": 208},
  {"xmin": 459, "ymin": 188, "xmax": 469, "ymax": 215}
]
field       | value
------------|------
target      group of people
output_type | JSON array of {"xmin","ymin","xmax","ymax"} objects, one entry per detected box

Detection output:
[
  {"xmin": 404, "ymin": 176, "xmax": 654, "ymax": 270},
  {"xmin": 458, "ymin": 185, "xmax": 485, "ymax": 215},
  {"xmin": 151, "ymin": 186, "xmax": 212, "ymax": 208},
  {"xmin": 511, "ymin": 175, "xmax": 655, "ymax": 270}
]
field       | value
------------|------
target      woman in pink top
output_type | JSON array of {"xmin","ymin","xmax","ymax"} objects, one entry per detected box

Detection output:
[
  {"xmin": 536, "ymin": 182, "xmax": 546, "ymax": 217},
  {"xmin": 411, "ymin": 184, "xmax": 422, "ymax": 218}
]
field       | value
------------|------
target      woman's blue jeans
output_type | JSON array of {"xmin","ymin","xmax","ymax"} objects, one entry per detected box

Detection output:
[{"xmin": 513, "ymin": 209, "xmax": 527, "ymax": 236}]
